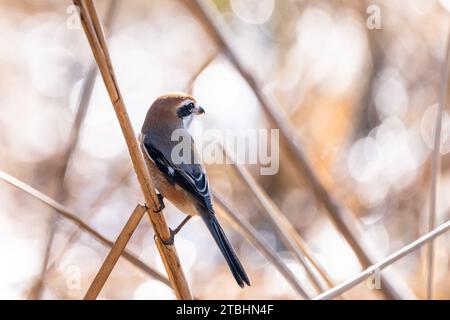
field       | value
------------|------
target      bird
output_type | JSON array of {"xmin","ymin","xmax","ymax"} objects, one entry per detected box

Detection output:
[{"xmin": 139, "ymin": 92, "xmax": 250, "ymax": 288}]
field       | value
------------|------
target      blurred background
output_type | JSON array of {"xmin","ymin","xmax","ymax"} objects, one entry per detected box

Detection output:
[{"xmin": 0, "ymin": 0, "xmax": 449, "ymax": 300}]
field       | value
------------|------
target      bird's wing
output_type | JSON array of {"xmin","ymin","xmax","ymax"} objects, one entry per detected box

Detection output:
[
  {"xmin": 143, "ymin": 134, "xmax": 250, "ymax": 287},
  {"xmin": 142, "ymin": 135, "xmax": 214, "ymax": 213}
]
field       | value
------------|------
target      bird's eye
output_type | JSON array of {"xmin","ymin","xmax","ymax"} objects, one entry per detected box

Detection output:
[{"xmin": 186, "ymin": 102, "xmax": 195, "ymax": 110}]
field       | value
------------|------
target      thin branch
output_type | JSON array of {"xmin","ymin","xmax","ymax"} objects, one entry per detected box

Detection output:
[
  {"xmin": 315, "ymin": 220, "xmax": 450, "ymax": 300},
  {"xmin": 426, "ymin": 24, "xmax": 450, "ymax": 300},
  {"xmin": 213, "ymin": 191, "xmax": 310, "ymax": 299},
  {"xmin": 186, "ymin": 51, "xmax": 219, "ymax": 94},
  {"xmin": 182, "ymin": 0, "xmax": 416, "ymax": 300},
  {"xmin": 228, "ymin": 159, "xmax": 330, "ymax": 294},
  {"xmin": 47, "ymin": 164, "xmax": 132, "ymax": 274},
  {"xmin": 74, "ymin": 0, "xmax": 191, "ymax": 299},
  {"xmin": 222, "ymin": 144, "xmax": 332, "ymax": 293},
  {"xmin": 0, "ymin": 170, "xmax": 170, "ymax": 287},
  {"xmin": 84, "ymin": 204, "xmax": 147, "ymax": 300},
  {"xmin": 86, "ymin": 165, "xmax": 133, "ymax": 212}
]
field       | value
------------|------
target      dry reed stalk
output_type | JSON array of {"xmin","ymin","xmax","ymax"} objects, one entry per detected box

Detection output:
[
  {"xmin": 315, "ymin": 219, "xmax": 450, "ymax": 300},
  {"xmin": 213, "ymin": 191, "xmax": 310, "ymax": 298},
  {"xmin": 84, "ymin": 204, "xmax": 147, "ymax": 300},
  {"xmin": 221, "ymin": 145, "xmax": 333, "ymax": 292},
  {"xmin": 73, "ymin": 0, "xmax": 191, "ymax": 299},
  {"xmin": 181, "ymin": 0, "xmax": 416, "ymax": 300},
  {"xmin": 425, "ymin": 25, "xmax": 450, "ymax": 300},
  {"xmin": 0, "ymin": 170, "xmax": 170, "ymax": 287},
  {"xmin": 65, "ymin": 0, "xmax": 119, "ymax": 165},
  {"xmin": 228, "ymin": 160, "xmax": 330, "ymax": 294}
]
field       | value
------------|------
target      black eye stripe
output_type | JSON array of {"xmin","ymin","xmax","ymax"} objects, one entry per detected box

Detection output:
[{"xmin": 177, "ymin": 102, "xmax": 195, "ymax": 118}]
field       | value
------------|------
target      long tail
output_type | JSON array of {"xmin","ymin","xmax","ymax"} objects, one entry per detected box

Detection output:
[{"xmin": 201, "ymin": 212, "xmax": 250, "ymax": 287}]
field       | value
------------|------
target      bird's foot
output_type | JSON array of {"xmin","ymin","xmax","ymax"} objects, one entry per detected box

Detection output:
[
  {"xmin": 158, "ymin": 216, "xmax": 192, "ymax": 246},
  {"xmin": 152, "ymin": 193, "xmax": 165, "ymax": 213},
  {"xmin": 159, "ymin": 228, "xmax": 176, "ymax": 246}
]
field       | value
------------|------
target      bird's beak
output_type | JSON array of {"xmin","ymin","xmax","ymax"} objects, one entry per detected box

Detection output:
[{"xmin": 193, "ymin": 105, "xmax": 205, "ymax": 115}]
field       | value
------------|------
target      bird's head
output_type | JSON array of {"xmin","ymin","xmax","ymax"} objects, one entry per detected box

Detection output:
[
  {"xmin": 157, "ymin": 92, "xmax": 204, "ymax": 117},
  {"xmin": 142, "ymin": 92, "xmax": 205, "ymax": 133}
]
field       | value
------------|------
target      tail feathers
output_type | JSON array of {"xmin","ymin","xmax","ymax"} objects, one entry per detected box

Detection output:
[{"xmin": 201, "ymin": 213, "xmax": 250, "ymax": 288}]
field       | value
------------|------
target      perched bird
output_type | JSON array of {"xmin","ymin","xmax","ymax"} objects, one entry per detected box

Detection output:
[{"xmin": 140, "ymin": 92, "xmax": 250, "ymax": 288}]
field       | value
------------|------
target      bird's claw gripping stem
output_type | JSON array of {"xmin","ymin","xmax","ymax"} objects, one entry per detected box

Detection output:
[
  {"xmin": 159, "ymin": 228, "xmax": 176, "ymax": 246},
  {"xmin": 158, "ymin": 216, "xmax": 192, "ymax": 246},
  {"xmin": 153, "ymin": 193, "xmax": 165, "ymax": 213}
]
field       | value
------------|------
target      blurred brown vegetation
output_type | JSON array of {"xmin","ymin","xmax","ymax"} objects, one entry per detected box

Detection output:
[{"xmin": 0, "ymin": 0, "xmax": 449, "ymax": 299}]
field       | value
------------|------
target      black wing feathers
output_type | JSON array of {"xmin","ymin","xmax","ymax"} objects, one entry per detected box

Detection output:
[
  {"xmin": 143, "ymin": 139, "xmax": 214, "ymax": 212},
  {"xmin": 143, "ymin": 136, "xmax": 250, "ymax": 287}
]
